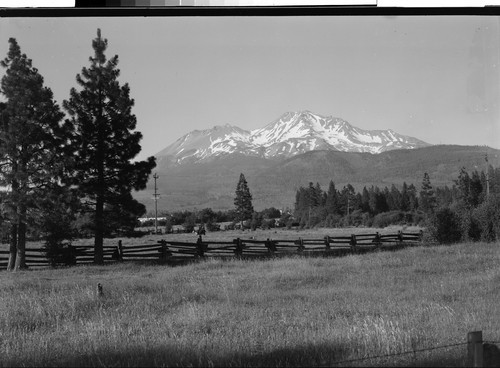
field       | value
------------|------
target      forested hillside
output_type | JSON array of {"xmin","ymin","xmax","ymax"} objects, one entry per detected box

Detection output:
[{"xmin": 137, "ymin": 145, "xmax": 500, "ymax": 212}]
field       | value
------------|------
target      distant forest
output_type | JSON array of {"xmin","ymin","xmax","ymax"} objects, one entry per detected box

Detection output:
[
  {"xmin": 293, "ymin": 165, "xmax": 500, "ymax": 228},
  {"xmin": 146, "ymin": 165, "xmax": 500, "ymax": 244}
]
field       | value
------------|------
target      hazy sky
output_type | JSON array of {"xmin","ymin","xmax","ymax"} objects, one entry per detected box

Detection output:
[{"xmin": 0, "ymin": 15, "xmax": 499, "ymax": 160}]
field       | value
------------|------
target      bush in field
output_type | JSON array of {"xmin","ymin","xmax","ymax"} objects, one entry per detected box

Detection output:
[
  {"xmin": 427, "ymin": 206, "xmax": 462, "ymax": 244},
  {"xmin": 164, "ymin": 217, "xmax": 173, "ymax": 234},
  {"xmin": 471, "ymin": 195, "xmax": 500, "ymax": 242},
  {"xmin": 183, "ymin": 213, "xmax": 196, "ymax": 233},
  {"xmin": 260, "ymin": 218, "xmax": 276, "ymax": 230},
  {"xmin": 205, "ymin": 219, "xmax": 220, "ymax": 232},
  {"xmin": 372, "ymin": 211, "xmax": 405, "ymax": 228},
  {"xmin": 250, "ymin": 212, "xmax": 262, "ymax": 231},
  {"xmin": 449, "ymin": 202, "xmax": 482, "ymax": 242}
]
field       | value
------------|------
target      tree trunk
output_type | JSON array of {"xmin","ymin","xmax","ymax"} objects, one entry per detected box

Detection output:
[
  {"xmin": 94, "ymin": 77, "xmax": 105, "ymax": 265},
  {"xmin": 94, "ymin": 196, "xmax": 104, "ymax": 264},
  {"xmin": 7, "ymin": 224, "xmax": 17, "ymax": 271},
  {"xmin": 14, "ymin": 206, "xmax": 27, "ymax": 270}
]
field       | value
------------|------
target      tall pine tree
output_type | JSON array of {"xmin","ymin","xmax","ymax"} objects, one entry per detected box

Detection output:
[
  {"xmin": 0, "ymin": 38, "xmax": 66, "ymax": 271},
  {"xmin": 234, "ymin": 173, "xmax": 254, "ymax": 225},
  {"xmin": 420, "ymin": 172, "xmax": 436, "ymax": 214},
  {"xmin": 325, "ymin": 180, "xmax": 340, "ymax": 215},
  {"xmin": 63, "ymin": 29, "xmax": 156, "ymax": 264}
]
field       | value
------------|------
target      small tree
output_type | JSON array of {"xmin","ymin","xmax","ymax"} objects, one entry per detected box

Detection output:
[{"xmin": 234, "ymin": 173, "xmax": 254, "ymax": 225}]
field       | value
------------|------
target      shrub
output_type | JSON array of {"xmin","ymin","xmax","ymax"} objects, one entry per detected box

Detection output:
[
  {"xmin": 206, "ymin": 220, "xmax": 220, "ymax": 232},
  {"xmin": 183, "ymin": 214, "xmax": 196, "ymax": 233},
  {"xmin": 372, "ymin": 211, "xmax": 405, "ymax": 228},
  {"xmin": 450, "ymin": 202, "xmax": 481, "ymax": 242},
  {"xmin": 427, "ymin": 206, "xmax": 462, "ymax": 244},
  {"xmin": 471, "ymin": 195, "xmax": 500, "ymax": 242},
  {"xmin": 165, "ymin": 217, "xmax": 173, "ymax": 234},
  {"xmin": 324, "ymin": 214, "xmax": 342, "ymax": 228},
  {"xmin": 260, "ymin": 218, "xmax": 276, "ymax": 230}
]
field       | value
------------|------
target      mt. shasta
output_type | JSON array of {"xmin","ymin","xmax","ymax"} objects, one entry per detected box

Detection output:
[{"xmin": 156, "ymin": 111, "xmax": 431, "ymax": 164}]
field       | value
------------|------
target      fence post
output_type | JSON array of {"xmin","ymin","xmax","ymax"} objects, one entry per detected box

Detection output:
[
  {"xmin": 196, "ymin": 235, "xmax": 206, "ymax": 257},
  {"xmin": 374, "ymin": 232, "xmax": 381, "ymax": 249},
  {"xmin": 158, "ymin": 240, "xmax": 170, "ymax": 263},
  {"xmin": 467, "ymin": 331, "xmax": 483, "ymax": 367},
  {"xmin": 66, "ymin": 244, "xmax": 77, "ymax": 266},
  {"xmin": 350, "ymin": 234, "xmax": 357, "ymax": 252},
  {"xmin": 297, "ymin": 238, "xmax": 305, "ymax": 252},
  {"xmin": 234, "ymin": 238, "xmax": 244, "ymax": 257},
  {"xmin": 265, "ymin": 238, "xmax": 276, "ymax": 254},
  {"xmin": 114, "ymin": 240, "xmax": 123, "ymax": 261},
  {"xmin": 398, "ymin": 230, "xmax": 403, "ymax": 244},
  {"xmin": 324, "ymin": 236, "xmax": 331, "ymax": 250}
]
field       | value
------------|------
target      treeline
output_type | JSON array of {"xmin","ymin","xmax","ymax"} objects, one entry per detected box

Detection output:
[
  {"xmin": 429, "ymin": 166, "xmax": 500, "ymax": 243},
  {"xmin": 293, "ymin": 165, "xmax": 500, "ymax": 240}
]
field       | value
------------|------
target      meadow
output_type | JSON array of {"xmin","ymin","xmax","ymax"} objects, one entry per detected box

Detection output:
[{"xmin": 0, "ymin": 230, "xmax": 499, "ymax": 367}]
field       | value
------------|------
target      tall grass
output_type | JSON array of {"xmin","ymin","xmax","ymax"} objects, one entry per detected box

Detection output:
[{"xmin": 1, "ymin": 241, "xmax": 499, "ymax": 367}]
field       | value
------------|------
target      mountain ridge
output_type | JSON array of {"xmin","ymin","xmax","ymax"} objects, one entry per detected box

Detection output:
[{"xmin": 156, "ymin": 110, "xmax": 431, "ymax": 164}]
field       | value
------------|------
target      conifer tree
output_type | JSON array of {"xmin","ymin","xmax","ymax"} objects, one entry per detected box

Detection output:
[
  {"xmin": 469, "ymin": 170, "xmax": 483, "ymax": 207},
  {"xmin": 360, "ymin": 186, "xmax": 370, "ymax": 213},
  {"xmin": 389, "ymin": 184, "xmax": 401, "ymax": 211},
  {"xmin": 325, "ymin": 180, "xmax": 340, "ymax": 215},
  {"xmin": 0, "ymin": 38, "xmax": 66, "ymax": 270},
  {"xmin": 420, "ymin": 172, "xmax": 436, "ymax": 214},
  {"xmin": 400, "ymin": 182, "xmax": 410, "ymax": 211},
  {"xmin": 339, "ymin": 184, "xmax": 356, "ymax": 216},
  {"xmin": 63, "ymin": 29, "xmax": 156, "ymax": 264},
  {"xmin": 234, "ymin": 173, "xmax": 254, "ymax": 225},
  {"xmin": 456, "ymin": 167, "xmax": 472, "ymax": 207},
  {"xmin": 407, "ymin": 183, "xmax": 418, "ymax": 211}
]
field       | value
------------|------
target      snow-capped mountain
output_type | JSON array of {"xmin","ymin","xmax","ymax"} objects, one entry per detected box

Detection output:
[{"xmin": 156, "ymin": 111, "xmax": 431, "ymax": 164}]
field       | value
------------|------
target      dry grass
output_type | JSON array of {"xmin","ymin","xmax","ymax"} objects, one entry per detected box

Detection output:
[{"xmin": 0, "ymin": 239, "xmax": 499, "ymax": 367}]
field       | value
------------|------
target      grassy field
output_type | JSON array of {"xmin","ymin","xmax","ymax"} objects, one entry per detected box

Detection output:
[{"xmin": 1, "ymin": 236, "xmax": 499, "ymax": 367}]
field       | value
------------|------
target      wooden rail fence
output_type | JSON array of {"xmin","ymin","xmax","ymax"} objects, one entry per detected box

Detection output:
[{"xmin": 0, "ymin": 230, "xmax": 423, "ymax": 269}]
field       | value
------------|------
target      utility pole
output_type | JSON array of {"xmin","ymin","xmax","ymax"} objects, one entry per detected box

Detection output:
[
  {"xmin": 485, "ymin": 154, "xmax": 490, "ymax": 198},
  {"xmin": 153, "ymin": 173, "xmax": 160, "ymax": 234}
]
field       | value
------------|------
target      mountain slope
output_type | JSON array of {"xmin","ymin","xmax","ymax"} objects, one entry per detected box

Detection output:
[
  {"xmin": 156, "ymin": 111, "xmax": 430, "ymax": 164},
  {"xmin": 135, "ymin": 145, "xmax": 500, "ymax": 212}
]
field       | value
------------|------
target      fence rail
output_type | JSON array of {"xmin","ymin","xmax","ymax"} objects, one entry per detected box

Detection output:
[{"xmin": 0, "ymin": 230, "xmax": 423, "ymax": 269}]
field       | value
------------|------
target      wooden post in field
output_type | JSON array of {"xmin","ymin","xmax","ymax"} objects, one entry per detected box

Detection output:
[
  {"xmin": 467, "ymin": 331, "xmax": 483, "ymax": 367},
  {"xmin": 350, "ymin": 234, "xmax": 357, "ymax": 252},
  {"xmin": 265, "ymin": 238, "xmax": 276, "ymax": 254},
  {"xmin": 66, "ymin": 244, "xmax": 77, "ymax": 266},
  {"xmin": 398, "ymin": 230, "xmax": 403, "ymax": 244},
  {"xmin": 296, "ymin": 238, "xmax": 305, "ymax": 252},
  {"xmin": 196, "ymin": 235, "xmax": 205, "ymax": 257},
  {"xmin": 114, "ymin": 240, "xmax": 123, "ymax": 261},
  {"xmin": 374, "ymin": 232, "xmax": 381, "ymax": 249},
  {"xmin": 158, "ymin": 239, "xmax": 169, "ymax": 263},
  {"xmin": 324, "ymin": 236, "xmax": 331, "ymax": 250},
  {"xmin": 234, "ymin": 238, "xmax": 243, "ymax": 257},
  {"xmin": 97, "ymin": 283, "xmax": 103, "ymax": 297}
]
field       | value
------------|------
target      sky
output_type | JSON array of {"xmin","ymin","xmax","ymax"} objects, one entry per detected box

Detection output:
[{"xmin": 0, "ymin": 14, "xmax": 499, "ymax": 161}]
